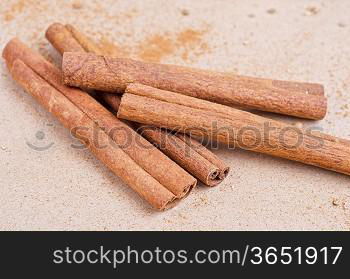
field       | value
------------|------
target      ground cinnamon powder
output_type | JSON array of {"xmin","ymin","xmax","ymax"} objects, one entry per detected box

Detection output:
[
  {"xmin": 98, "ymin": 36, "xmax": 129, "ymax": 57},
  {"xmin": 136, "ymin": 27, "xmax": 210, "ymax": 63}
]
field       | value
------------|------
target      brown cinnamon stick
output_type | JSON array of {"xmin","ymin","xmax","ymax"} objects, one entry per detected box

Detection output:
[
  {"xmin": 7, "ymin": 59, "xmax": 176, "ymax": 210},
  {"xmin": 118, "ymin": 83, "xmax": 350, "ymax": 176},
  {"xmin": 3, "ymin": 39, "xmax": 197, "ymax": 209},
  {"xmin": 46, "ymin": 23, "xmax": 230, "ymax": 186},
  {"xmin": 62, "ymin": 51, "xmax": 327, "ymax": 120}
]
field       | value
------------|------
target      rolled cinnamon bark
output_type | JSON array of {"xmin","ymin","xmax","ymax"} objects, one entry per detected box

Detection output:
[
  {"xmin": 118, "ymin": 83, "xmax": 350, "ymax": 176},
  {"xmin": 3, "ymin": 39, "xmax": 197, "ymax": 209},
  {"xmin": 45, "ymin": 23, "xmax": 230, "ymax": 186},
  {"xmin": 7, "ymin": 59, "xmax": 176, "ymax": 210},
  {"xmin": 62, "ymin": 51, "xmax": 327, "ymax": 120}
]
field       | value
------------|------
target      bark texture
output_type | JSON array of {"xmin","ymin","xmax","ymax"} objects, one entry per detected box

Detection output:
[
  {"xmin": 62, "ymin": 51, "xmax": 327, "ymax": 120},
  {"xmin": 118, "ymin": 83, "xmax": 350, "ymax": 176}
]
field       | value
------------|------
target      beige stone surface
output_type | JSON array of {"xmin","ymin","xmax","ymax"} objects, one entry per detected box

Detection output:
[{"xmin": 0, "ymin": 0, "xmax": 349, "ymax": 230}]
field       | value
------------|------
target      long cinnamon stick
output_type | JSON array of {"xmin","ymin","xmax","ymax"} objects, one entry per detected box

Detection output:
[
  {"xmin": 7, "ymin": 59, "xmax": 176, "ymax": 210},
  {"xmin": 3, "ymin": 39, "xmax": 197, "ymax": 209},
  {"xmin": 118, "ymin": 83, "xmax": 350, "ymax": 176},
  {"xmin": 62, "ymin": 51, "xmax": 327, "ymax": 120},
  {"xmin": 46, "ymin": 23, "xmax": 230, "ymax": 186}
]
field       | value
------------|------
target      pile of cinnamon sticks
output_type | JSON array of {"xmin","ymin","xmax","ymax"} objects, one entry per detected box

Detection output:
[{"xmin": 3, "ymin": 23, "xmax": 350, "ymax": 210}]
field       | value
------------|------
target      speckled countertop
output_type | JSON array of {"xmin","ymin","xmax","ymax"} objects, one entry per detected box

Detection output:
[{"xmin": 0, "ymin": 0, "xmax": 349, "ymax": 230}]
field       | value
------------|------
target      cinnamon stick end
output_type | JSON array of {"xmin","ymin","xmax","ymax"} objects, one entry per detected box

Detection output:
[
  {"xmin": 219, "ymin": 166, "xmax": 230, "ymax": 179},
  {"xmin": 45, "ymin": 22, "xmax": 65, "ymax": 38}
]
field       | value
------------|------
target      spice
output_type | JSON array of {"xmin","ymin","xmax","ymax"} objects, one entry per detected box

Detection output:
[
  {"xmin": 3, "ymin": 39, "xmax": 197, "ymax": 210},
  {"xmin": 117, "ymin": 83, "xmax": 350, "ymax": 176},
  {"xmin": 62, "ymin": 51, "xmax": 327, "ymax": 120},
  {"xmin": 45, "ymin": 23, "xmax": 230, "ymax": 186},
  {"xmin": 103, "ymin": 93, "xmax": 230, "ymax": 186}
]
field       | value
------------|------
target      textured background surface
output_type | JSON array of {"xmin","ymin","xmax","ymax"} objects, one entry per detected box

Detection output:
[{"xmin": 0, "ymin": 0, "xmax": 349, "ymax": 230}]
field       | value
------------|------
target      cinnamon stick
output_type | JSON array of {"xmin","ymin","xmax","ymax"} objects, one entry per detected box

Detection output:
[
  {"xmin": 3, "ymin": 39, "xmax": 197, "ymax": 209},
  {"xmin": 46, "ymin": 23, "xmax": 230, "ymax": 186},
  {"xmin": 117, "ymin": 83, "xmax": 350, "ymax": 176},
  {"xmin": 62, "ymin": 51, "xmax": 327, "ymax": 120},
  {"xmin": 7, "ymin": 59, "xmax": 176, "ymax": 210}
]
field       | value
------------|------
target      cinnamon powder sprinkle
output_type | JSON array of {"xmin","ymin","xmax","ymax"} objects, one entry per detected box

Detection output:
[
  {"xmin": 136, "ymin": 27, "xmax": 210, "ymax": 63},
  {"xmin": 98, "ymin": 36, "xmax": 130, "ymax": 58},
  {"xmin": 72, "ymin": 1, "xmax": 83, "ymax": 10},
  {"xmin": 137, "ymin": 34, "xmax": 175, "ymax": 62}
]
